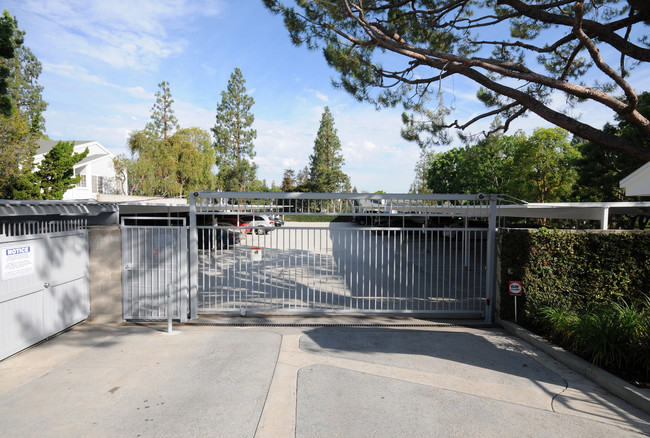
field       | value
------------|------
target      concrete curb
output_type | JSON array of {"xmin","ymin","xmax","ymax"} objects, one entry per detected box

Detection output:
[{"xmin": 499, "ymin": 319, "xmax": 650, "ymax": 416}]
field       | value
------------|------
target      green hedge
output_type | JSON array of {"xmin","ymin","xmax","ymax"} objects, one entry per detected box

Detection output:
[
  {"xmin": 499, "ymin": 229, "xmax": 650, "ymax": 321},
  {"xmin": 499, "ymin": 229, "xmax": 650, "ymax": 381}
]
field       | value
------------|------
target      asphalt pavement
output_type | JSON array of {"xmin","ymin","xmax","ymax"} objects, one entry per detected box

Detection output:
[{"xmin": 1, "ymin": 317, "xmax": 649, "ymax": 437}]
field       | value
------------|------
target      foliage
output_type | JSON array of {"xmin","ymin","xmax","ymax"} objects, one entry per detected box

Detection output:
[
  {"xmin": 0, "ymin": 10, "xmax": 46, "ymax": 134},
  {"xmin": 120, "ymin": 81, "xmax": 216, "ymax": 197},
  {"xmin": 5, "ymin": 140, "xmax": 88, "ymax": 200},
  {"xmin": 0, "ymin": 111, "xmax": 36, "ymax": 198},
  {"xmin": 500, "ymin": 229, "xmax": 650, "ymax": 319},
  {"xmin": 34, "ymin": 141, "xmax": 88, "ymax": 199},
  {"xmin": 212, "ymin": 68, "xmax": 257, "ymax": 191},
  {"xmin": 537, "ymin": 302, "xmax": 649, "ymax": 380},
  {"xmin": 0, "ymin": 10, "xmax": 19, "ymax": 117},
  {"xmin": 0, "ymin": 10, "xmax": 49, "ymax": 199},
  {"xmin": 308, "ymin": 106, "xmax": 350, "ymax": 192},
  {"xmin": 505, "ymin": 128, "xmax": 580, "ymax": 203},
  {"xmin": 500, "ymin": 228, "xmax": 650, "ymax": 380},
  {"xmin": 264, "ymin": 0, "xmax": 650, "ymax": 161},
  {"xmin": 144, "ymin": 81, "xmax": 178, "ymax": 141},
  {"xmin": 119, "ymin": 127, "xmax": 215, "ymax": 197},
  {"xmin": 426, "ymin": 134, "xmax": 518, "ymax": 194},
  {"xmin": 424, "ymin": 128, "xmax": 578, "ymax": 202},
  {"xmin": 281, "ymin": 168, "xmax": 297, "ymax": 191},
  {"xmin": 409, "ymin": 148, "xmax": 436, "ymax": 194},
  {"xmin": 574, "ymin": 91, "xmax": 650, "ymax": 202}
]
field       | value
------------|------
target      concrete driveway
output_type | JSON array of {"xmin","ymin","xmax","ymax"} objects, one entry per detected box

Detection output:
[{"xmin": 1, "ymin": 318, "xmax": 649, "ymax": 437}]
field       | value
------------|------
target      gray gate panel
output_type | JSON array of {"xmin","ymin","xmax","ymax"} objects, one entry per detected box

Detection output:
[
  {"xmin": 189, "ymin": 192, "xmax": 498, "ymax": 320},
  {"xmin": 121, "ymin": 222, "xmax": 188, "ymax": 322},
  {"xmin": 196, "ymin": 224, "xmax": 488, "ymax": 315}
]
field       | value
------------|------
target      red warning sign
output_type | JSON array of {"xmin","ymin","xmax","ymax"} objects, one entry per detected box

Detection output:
[{"xmin": 508, "ymin": 281, "xmax": 523, "ymax": 295}]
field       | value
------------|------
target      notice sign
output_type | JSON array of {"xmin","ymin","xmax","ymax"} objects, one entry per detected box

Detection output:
[
  {"xmin": 1, "ymin": 245, "xmax": 35, "ymax": 281},
  {"xmin": 508, "ymin": 281, "xmax": 523, "ymax": 296},
  {"xmin": 250, "ymin": 247, "xmax": 262, "ymax": 262}
]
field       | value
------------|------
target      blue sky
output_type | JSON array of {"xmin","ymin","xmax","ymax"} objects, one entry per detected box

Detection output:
[{"xmin": 5, "ymin": 1, "xmax": 649, "ymax": 192}]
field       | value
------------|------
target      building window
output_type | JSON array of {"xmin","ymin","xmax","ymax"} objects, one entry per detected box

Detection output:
[
  {"xmin": 92, "ymin": 175, "xmax": 105, "ymax": 194},
  {"xmin": 77, "ymin": 174, "xmax": 87, "ymax": 188}
]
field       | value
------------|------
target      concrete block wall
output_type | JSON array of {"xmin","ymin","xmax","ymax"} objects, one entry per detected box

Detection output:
[{"xmin": 88, "ymin": 225, "xmax": 122, "ymax": 323}]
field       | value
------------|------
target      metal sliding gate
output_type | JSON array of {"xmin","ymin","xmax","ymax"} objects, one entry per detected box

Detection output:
[
  {"xmin": 189, "ymin": 193, "xmax": 498, "ymax": 322},
  {"xmin": 121, "ymin": 217, "xmax": 188, "ymax": 322}
]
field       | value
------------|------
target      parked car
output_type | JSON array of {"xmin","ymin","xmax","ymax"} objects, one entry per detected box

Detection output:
[
  {"xmin": 247, "ymin": 215, "xmax": 275, "ymax": 234},
  {"xmin": 213, "ymin": 228, "xmax": 241, "ymax": 249},
  {"xmin": 218, "ymin": 216, "xmax": 251, "ymax": 234},
  {"xmin": 199, "ymin": 227, "xmax": 241, "ymax": 250}
]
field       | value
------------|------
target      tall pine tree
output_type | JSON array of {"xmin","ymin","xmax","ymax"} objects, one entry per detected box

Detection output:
[
  {"xmin": 308, "ymin": 107, "xmax": 349, "ymax": 193},
  {"xmin": 117, "ymin": 81, "xmax": 216, "ymax": 197},
  {"xmin": 0, "ymin": 10, "xmax": 19, "ymax": 117},
  {"xmin": 144, "ymin": 81, "xmax": 178, "ymax": 141},
  {"xmin": 0, "ymin": 10, "xmax": 47, "ymax": 135},
  {"xmin": 212, "ymin": 68, "xmax": 257, "ymax": 192},
  {"xmin": 0, "ymin": 10, "xmax": 46, "ymax": 199}
]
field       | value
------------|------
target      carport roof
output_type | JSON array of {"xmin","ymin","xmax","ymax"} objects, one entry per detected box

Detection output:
[
  {"xmin": 498, "ymin": 201, "xmax": 650, "ymax": 221},
  {"xmin": 0, "ymin": 200, "xmax": 119, "ymax": 224}
]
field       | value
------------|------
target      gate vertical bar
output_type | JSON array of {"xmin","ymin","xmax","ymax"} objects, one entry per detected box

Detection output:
[
  {"xmin": 485, "ymin": 195, "xmax": 498, "ymax": 324},
  {"xmin": 189, "ymin": 192, "xmax": 198, "ymax": 319}
]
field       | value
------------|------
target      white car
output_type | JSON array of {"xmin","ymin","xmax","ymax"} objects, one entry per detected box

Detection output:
[{"xmin": 245, "ymin": 215, "xmax": 275, "ymax": 234}]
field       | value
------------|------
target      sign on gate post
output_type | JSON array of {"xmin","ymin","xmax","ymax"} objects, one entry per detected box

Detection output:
[
  {"xmin": 508, "ymin": 281, "xmax": 523, "ymax": 322},
  {"xmin": 250, "ymin": 247, "xmax": 262, "ymax": 262}
]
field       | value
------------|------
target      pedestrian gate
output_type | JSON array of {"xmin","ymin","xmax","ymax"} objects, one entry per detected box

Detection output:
[
  {"xmin": 121, "ymin": 217, "xmax": 188, "ymax": 322},
  {"xmin": 189, "ymin": 192, "xmax": 498, "ymax": 322}
]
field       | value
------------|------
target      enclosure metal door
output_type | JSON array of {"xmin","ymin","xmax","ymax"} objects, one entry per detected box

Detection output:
[
  {"xmin": 0, "ymin": 221, "xmax": 89, "ymax": 361},
  {"xmin": 189, "ymin": 193, "xmax": 498, "ymax": 321},
  {"xmin": 121, "ymin": 219, "xmax": 188, "ymax": 322}
]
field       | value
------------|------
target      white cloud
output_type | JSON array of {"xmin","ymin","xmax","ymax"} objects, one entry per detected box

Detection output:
[
  {"xmin": 43, "ymin": 62, "xmax": 155, "ymax": 101},
  {"xmin": 21, "ymin": 0, "xmax": 224, "ymax": 70},
  {"xmin": 307, "ymin": 89, "xmax": 329, "ymax": 102}
]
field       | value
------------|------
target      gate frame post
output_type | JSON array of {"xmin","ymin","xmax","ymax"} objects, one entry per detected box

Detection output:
[
  {"xmin": 485, "ymin": 195, "xmax": 498, "ymax": 324},
  {"xmin": 189, "ymin": 192, "xmax": 198, "ymax": 320}
]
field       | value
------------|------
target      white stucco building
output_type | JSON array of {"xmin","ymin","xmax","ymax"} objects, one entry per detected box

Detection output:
[
  {"xmin": 34, "ymin": 140, "xmax": 127, "ymax": 200},
  {"xmin": 620, "ymin": 161, "xmax": 650, "ymax": 197}
]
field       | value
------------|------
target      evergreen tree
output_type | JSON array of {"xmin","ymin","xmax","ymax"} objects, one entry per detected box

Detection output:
[
  {"xmin": 35, "ymin": 141, "xmax": 89, "ymax": 200},
  {"xmin": 266, "ymin": 1, "xmax": 650, "ymax": 161},
  {"xmin": 281, "ymin": 168, "xmax": 296, "ymax": 191},
  {"xmin": 296, "ymin": 166, "xmax": 309, "ymax": 186},
  {"xmin": 212, "ymin": 67, "xmax": 257, "ymax": 191},
  {"xmin": 0, "ymin": 11, "xmax": 47, "ymax": 134},
  {"xmin": 0, "ymin": 111, "xmax": 37, "ymax": 198},
  {"xmin": 308, "ymin": 107, "xmax": 348, "ymax": 193},
  {"xmin": 144, "ymin": 81, "xmax": 178, "ymax": 141},
  {"xmin": 574, "ymin": 92, "xmax": 650, "ymax": 202},
  {"xmin": 7, "ymin": 44, "xmax": 47, "ymax": 134},
  {"xmin": 0, "ymin": 10, "xmax": 19, "ymax": 117},
  {"xmin": 410, "ymin": 149, "xmax": 437, "ymax": 194}
]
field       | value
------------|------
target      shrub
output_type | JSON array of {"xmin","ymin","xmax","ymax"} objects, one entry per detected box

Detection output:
[
  {"xmin": 499, "ymin": 229, "xmax": 650, "ymax": 322},
  {"xmin": 499, "ymin": 229, "xmax": 650, "ymax": 382}
]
